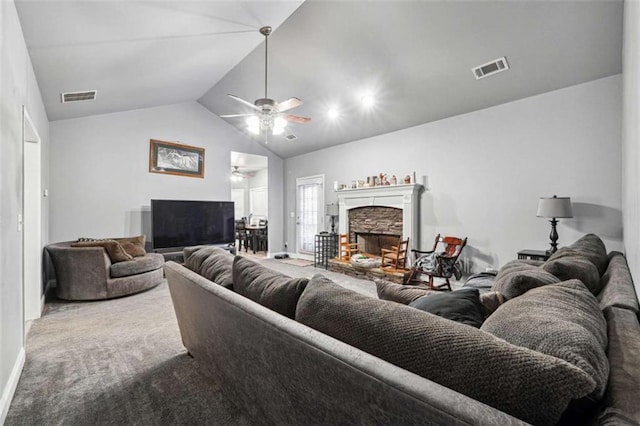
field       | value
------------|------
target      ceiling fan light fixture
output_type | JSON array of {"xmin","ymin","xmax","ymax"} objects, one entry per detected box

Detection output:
[
  {"xmin": 273, "ymin": 117, "xmax": 287, "ymax": 135},
  {"xmin": 247, "ymin": 116, "xmax": 260, "ymax": 135},
  {"xmin": 221, "ymin": 25, "xmax": 310, "ymax": 140}
]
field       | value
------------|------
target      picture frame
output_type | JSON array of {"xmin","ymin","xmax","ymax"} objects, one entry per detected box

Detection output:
[{"xmin": 149, "ymin": 139, "xmax": 205, "ymax": 178}]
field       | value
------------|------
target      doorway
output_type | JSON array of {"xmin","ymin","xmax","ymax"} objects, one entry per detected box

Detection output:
[
  {"xmin": 230, "ymin": 152, "xmax": 268, "ymax": 253},
  {"xmin": 296, "ymin": 175, "xmax": 324, "ymax": 256},
  {"xmin": 22, "ymin": 106, "xmax": 42, "ymax": 330}
]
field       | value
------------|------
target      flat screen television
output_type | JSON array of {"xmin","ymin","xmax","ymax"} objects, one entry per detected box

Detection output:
[{"xmin": 151, "ymin": 199, "xmax": 235, "ymax": 250}]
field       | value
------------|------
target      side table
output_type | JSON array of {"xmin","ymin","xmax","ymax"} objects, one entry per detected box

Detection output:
[
  {"xmin": 517, "ymin": 249, "xmax": 550, "ymax": 261},
  {"xmin": 314, "ymin": 233, "xmax": 338, "ymax": 269}
]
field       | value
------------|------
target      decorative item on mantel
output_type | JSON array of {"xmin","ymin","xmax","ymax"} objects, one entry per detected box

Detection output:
[{"xmin": 335, "ymin": 171, "xmax": 420, "ymax": 190}]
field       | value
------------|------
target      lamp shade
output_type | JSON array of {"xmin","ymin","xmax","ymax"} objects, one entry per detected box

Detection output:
[
  {"xmin": 536, "ymin": 196, "xmax": 573, "ymax": 218},
  {"xmin": 326, "ymin": 203, "xmax": 339, "ymax": 216}
]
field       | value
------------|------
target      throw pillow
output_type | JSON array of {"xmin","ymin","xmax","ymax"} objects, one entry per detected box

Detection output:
[
  {"xmin": 375, "ymin": 279, "xmax": 433, "ymax": 304},
  {"xmin": 542, "ymin": 250, "xmax": 602, "ymax": 295},
  {"xmin": 491, "ymin": 260, "xmax": 560, "ymax": 299},
  {"xmin": 481, "ymin": 279, "xmax": 609, "ymax": 404},
  {"xmin": 408, "ymin": 288, "xmax": 485, "ymax": 328},
  {"xmin": 232, "ymin": 256, "xmax": 308, "ymax": 319},
  {"xmin": 478, "ymin": 291, "xmax": 505, "ymax": 318},
  {"xmin": 115, "ymin": 235, "xmax": 146, "ymax": 257},
  {"xmin": 568, "ymin": 233, "xmax": 609, "ymax": 276},
  {"xmin": 71, "ymin": 240, "xmax": 133, "ymax": 263},
  {"xmin": 198, "ymin": 248, "xmax": 234, "ymax": 289},
  {"xmin": 296, "ymin": 275, "xmax": 595, "ymax": 426}
]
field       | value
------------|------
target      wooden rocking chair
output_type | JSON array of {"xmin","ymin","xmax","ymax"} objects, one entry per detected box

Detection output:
[
  {"xmin": 380, "ymin": 238, "xmax": 410, "ymax": 271},
  {"xmin": 336, "ymin": 233, "xmax": 360, "ymax": 262},
  {"xmin": 405, "ymin": 234, "xmax": 467, "ymax": 291}
]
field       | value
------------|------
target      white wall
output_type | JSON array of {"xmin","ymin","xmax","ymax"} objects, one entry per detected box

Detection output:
[
  {"xmin": 49, "ymin": 102, "xmax": 284, "ymax": 252},
  {"xmin": 0, "ymin": 0, "xmax": 50, "ymax": 421},
  {"xmin": 285, "ymin": 76, "xmax": 622, "ymax": 272},
  {"xmin": 623, "ymin": 0, "xmax": 640, "ymax": 291}
]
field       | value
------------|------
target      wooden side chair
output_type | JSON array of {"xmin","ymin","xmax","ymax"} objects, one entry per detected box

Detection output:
[
  {"xmin": 405, "ymin": 234, "xmax": 467, "ymax": 291},
  {"xmin": 336, "ymin": 233, "xmax": 360, "ymax": 262},
  {"xmin": 380, "ymin": 238, "xmax": 410, "ymax": 271}
]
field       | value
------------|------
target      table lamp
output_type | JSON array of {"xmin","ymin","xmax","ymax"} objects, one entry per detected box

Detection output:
[
  {"xmin": 536, "ymin": 195, "xmax": 573, "ymax": 254},
  {"xmin": 326, "ymin": 203, "xmax": 339, "ymax": 234}
]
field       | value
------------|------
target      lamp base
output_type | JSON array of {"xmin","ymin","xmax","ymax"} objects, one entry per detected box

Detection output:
[{"xmin": 547, "ymin": 218, "xmax": 559, "ymax": 255}]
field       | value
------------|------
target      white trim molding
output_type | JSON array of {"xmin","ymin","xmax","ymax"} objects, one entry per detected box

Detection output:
[
  {"xmin": 0, "ymin": 347, "xmax": 25, "ymax": 424},
  {"xmin": 336, "ymin": 184, "xmax": 423, "ymax": 260}
]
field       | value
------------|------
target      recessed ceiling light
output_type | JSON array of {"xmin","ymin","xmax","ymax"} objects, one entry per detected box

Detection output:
[
  {"xmin": 361, "ymin": 94, "xmax": 375, "ymax": 108},
  {"xmin": 327, "ymin": 107, "xmax": 339, "ymax": 119}
]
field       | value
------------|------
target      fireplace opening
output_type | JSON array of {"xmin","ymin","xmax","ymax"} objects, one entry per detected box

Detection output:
[{"xmin": 355, "ymin": 232, "xmax": 402, "ymax": 257}]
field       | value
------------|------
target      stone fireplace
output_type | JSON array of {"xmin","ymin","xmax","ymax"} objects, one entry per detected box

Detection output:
[
  {"xmin": 349, "ymin": 206, "xmax": 403, "ymax": 255},
  {"xmin": 336, "ymin": 184, "xmax": 423, "ymax": 265}
]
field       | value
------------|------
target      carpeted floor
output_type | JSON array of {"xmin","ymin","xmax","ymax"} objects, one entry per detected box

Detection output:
[
  {"xmin": 5, "ymin": 281, "xmax": 251, "ymax": 426},
  {"xmin": 5, "ymin": 258, "xmax": 377, "ymax": 425}
]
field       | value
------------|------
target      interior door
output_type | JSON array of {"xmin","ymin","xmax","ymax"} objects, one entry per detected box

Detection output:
[
  {"xmin": 296, "ymin": 175, "xmax": 324, "ymax": 255},
  {"xmin": 23, "ymin": 106, "xmax": 42, "ymax": 327}
]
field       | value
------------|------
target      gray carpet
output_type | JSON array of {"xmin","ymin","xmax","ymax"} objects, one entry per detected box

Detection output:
[
  {"xmin": 5, "ymin": 281, "xmax": 250, "ymax": 425},
  {"xmin": 5, "ymin": 259, "xmax": 377, "ymax": 425}
]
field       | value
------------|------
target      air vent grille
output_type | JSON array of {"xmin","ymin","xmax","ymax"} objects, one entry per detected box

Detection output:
[
  {"xmin": 61, "ymin": 90, "xmax": 97, "ymax": 103},
  {"xmin": 472, "ymin": 57, "xmax": 509, "ymax": 80},
  {"xmin": 285, "ymin": 134, "xmax": 297, "ymax": 141}
]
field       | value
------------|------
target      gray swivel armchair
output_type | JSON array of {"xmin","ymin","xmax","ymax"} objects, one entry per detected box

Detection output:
[{"xmin": 46, "ymin": 241, "xmax": 164, "ymax": 300}]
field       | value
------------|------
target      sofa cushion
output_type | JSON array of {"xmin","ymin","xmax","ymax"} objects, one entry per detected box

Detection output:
[
  {"xmin": 114, "ymin": 235, "xmax": 146, "ymax": 257},
  {"xmin": 568, "ymin": 233, "xmax": 609, "ymax": 276},
  {"xmin": 296, "ymin": 275, "xmax": 596, "ymax": 426},
  {"xmin": 375, "ymin": 279, "xmax": 432, "ymax": 304},
  {"xmin": 598, "ymin": 252, "xmax": 639, "ymax": 313},
  {"xmin": 481, "ymin": 279, "xmax": 609, "ymax": 403},
  {"xmin": 597, "ymin": 307, "xmax": 640, "ymax": 425},
  {"xmin": 542, "ymin": 249, "xmax": 602, "ymax": 295},
  {"xmin": 491, "ymin": 260, "xmax": 560, "ymax": 299},
  {"xmin": 109, "ymin": 253, "xmax": 164, "ymax": 278},
  {"xmin": 408, "ymin": 288, "xmax": 484, "ymax": 328},
  {"xmin": 183, "ymin": 246, "xmax": 217, "ymax": 270},
  {"xmin": 198, "ymin": 248, "xmax": 234, "ymax": 289},
  {"xmin": 233, "ymin": 256, "xmax": 308, "ymax": 319},
  {"xmin": 71, "ymin": 240, "xmax": 133, "ymax": 263}
]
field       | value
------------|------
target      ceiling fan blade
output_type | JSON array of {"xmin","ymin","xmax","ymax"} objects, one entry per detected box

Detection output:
[
  {"xmin": 284, "ymin": 114, "xmax": 311, "ymax": 124},
  {"xmin": 228, "ymin": 94, "xmax": 260, "ymax": 111},
  {"xmin": 220, "ymin": 113, "xmax": 255, "ymax": 118},
  {"xmin": 276, "ymin": 97, "xmax": 303, "ymax": 112}
]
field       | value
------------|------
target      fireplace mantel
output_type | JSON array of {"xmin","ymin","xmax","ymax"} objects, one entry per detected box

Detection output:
[{"xmin": 336, "ymin": 184, "xmax": 423, "ymax": 256}]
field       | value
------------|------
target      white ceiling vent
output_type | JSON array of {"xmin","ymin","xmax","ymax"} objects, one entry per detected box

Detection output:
[
  {"xmin": 472, "ymin": 57, "xmax": 509, "ymax": 80},
  {"xmin": 61, "ymin": 90, "xmax": 97, "ymax": 103},
  {"xmin": 285, "ymin": 134, "xmax": 297, "ymax": 141}
]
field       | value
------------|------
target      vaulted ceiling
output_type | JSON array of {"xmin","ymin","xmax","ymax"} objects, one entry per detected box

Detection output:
[{"xmin": 16, "ymin": 0, "xmax": 623, "ymax": 159}]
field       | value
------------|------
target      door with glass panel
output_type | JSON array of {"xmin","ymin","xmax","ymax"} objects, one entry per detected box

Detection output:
[{"xmin": 296, "ymin": 175, "xmax": 324, "ymax": 255}]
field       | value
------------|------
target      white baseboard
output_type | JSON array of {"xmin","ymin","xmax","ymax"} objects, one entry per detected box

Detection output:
[{"xmin": 0, "ymin": 347, "xmax": 25, "ymax": 425}]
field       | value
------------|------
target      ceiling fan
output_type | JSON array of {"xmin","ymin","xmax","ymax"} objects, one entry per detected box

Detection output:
[
  {"xmin": 220, "ymin": 26, "xmax": 311, "ymax": 138},
  {"xmin": 231, "ymin": 165, "xmax": 244, "ymax": 181}
]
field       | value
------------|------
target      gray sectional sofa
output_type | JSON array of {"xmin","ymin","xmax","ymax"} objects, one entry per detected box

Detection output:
[{"xmin": 165, "ymin": 235, "xmax": 640, "ymax": 425}]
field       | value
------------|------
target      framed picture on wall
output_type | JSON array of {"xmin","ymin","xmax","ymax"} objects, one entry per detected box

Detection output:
[{"xmin": 149, "ymin": 139, "xmax": 205, "ymax": 178}]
